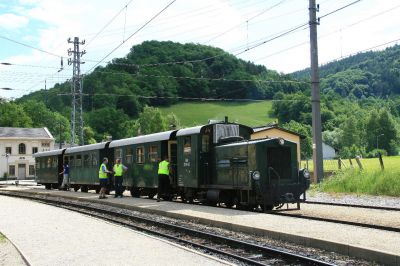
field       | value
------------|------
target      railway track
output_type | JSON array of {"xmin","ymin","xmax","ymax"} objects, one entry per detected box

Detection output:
[
  {"xmin": 0, "ymin": 191, "xmax": 332, "ymax": 266},
  {"xmin": 271, "ymin": 206, "xmax": 400, "ymax": 233},
  {"xmin": 305, "ymin": 200, "xmax": 400, "ymax": 212}
]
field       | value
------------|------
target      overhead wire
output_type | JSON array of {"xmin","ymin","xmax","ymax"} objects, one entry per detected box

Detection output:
[{"xmin": 85, "ymin": 0, "xmax": 177, "ymax": 74}]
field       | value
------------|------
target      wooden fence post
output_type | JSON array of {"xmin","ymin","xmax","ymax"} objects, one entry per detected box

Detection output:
[
  {"xmin": 349, "ymin": 158, "xmax": 354, "ymax": 169},
  {"xmin": 355, "ymin": 156, "xmax": 363, "ymax": 170},
  {"xmin": 378, "ymin": 152, "xmax": 385, "ymax": 170},
  {"xmin": 338, "ymin": 158, "xmax": 342, "ymax": 170}
]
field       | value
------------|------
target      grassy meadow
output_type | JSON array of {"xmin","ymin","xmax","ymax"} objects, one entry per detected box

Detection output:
[
  {"xmin": 307, "ymin": 156, "xmax": 400, "ymax": 197},
  {"xmin": 159, "ymin": 101, "xmax": 275, "ymax": 127}
]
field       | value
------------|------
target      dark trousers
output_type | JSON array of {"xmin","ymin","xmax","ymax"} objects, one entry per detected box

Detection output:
[
  {"xmin": 114, "ymin": 176, "xmax": 123, "ymax": 196},
  {"xmin": 157, "ymin": 174, "xmax": 169, "ymax": 199}
]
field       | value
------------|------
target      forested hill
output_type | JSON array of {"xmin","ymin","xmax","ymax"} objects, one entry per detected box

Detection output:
[
  {"xmin": 18, "ymin": 40, "xmax": 307, "ymax": 118},
  {"xmin": 292, "ymin": 44, "xmax": 400, "ymax": 98}
]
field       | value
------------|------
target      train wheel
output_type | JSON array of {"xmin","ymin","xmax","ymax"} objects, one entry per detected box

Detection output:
[
  {"xmin": 74, "ymin": 186, "xmax": 80, "ymax": 192},
  {"xmin": 148, "ymin": 192, "xmax": 155, "ymax": 199},
  {"xmin": 262, "ymin": 205, "xmax": 273, "ymax": 212},
  {"xmin": 130, "ymin": 187, "xmax": 140, "ymax": 198},
  {"xmin": 45, "ymin": 184, "xmax": 51, "ymax": 190},
  {"xmin": 81, "ymin": 186, "xmax": 88, "ymax": 193},
  {"xmin": 225, "ymin": 201, "xmax": 234, "ymax": 208}
]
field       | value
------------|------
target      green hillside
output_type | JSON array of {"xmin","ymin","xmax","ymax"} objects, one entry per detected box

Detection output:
[{"xmin": 159, "ymin": 101, "xmax": 275, "ymax": 127}]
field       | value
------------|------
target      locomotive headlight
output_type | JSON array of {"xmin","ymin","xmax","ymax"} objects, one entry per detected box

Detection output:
[
  {"xmin": 252, "ymin": 171, "xmax": 261, "ymax": 180},
  {"xmin": 278, "ymin": 138, "xmax": 285, "ymax": 145},
  {"xmin": 303, "ymin": 169, "xmax": 310, "ymax": 178}
]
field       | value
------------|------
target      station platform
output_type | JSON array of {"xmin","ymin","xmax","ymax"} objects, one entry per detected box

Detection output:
[
  {"xmin": 1, "ymin": 186, "xmax": 399, "ymax": 265},
  {"xmin": 0, "ymin": 194, "xmax": 229, "ymax": 266}
]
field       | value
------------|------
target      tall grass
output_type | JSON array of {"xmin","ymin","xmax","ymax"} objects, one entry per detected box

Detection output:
[{"xmin": 315, "ymin": 169, "xmax": 400, "ymax": 197}]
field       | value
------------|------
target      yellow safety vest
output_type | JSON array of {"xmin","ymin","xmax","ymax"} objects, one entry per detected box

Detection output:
[
  {"xmin": 113, "ymin": 164, "xmax": 123, "ymax": 176},
  {"xmin": 158, "ymin": 160, "xmax": 169, "ymax": 175},
  {"xmin": 99, "ymin": 163, "xmax": 108, "ymax": 179}
]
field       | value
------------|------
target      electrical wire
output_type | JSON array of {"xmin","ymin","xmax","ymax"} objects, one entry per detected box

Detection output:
[
  {"xmin": 85, "ymin": 0, "xmax": 177, "ymax": 74},
  {"xmin": 0, "ymin": 35, "xmax": 63, "ymax": 58}
]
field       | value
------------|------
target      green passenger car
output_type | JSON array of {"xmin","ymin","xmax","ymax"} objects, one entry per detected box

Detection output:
[
  {"xmin": 33, "ymin": 149, "xmax": 65, "ymax": 189},
  {"xmin": 64, "ymin": 142, "xmax": 112, "ymax": 192},
  {"xmin": 109, "ymin": 131, "xmax": 175, "ymax": 198}
]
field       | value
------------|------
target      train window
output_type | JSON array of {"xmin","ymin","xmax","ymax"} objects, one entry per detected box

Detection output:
[
  {"xmin": 92, "ymin": 153, "xmax": 98, "ymax": 167},
  {"xmin": 126, "ymin": 147, "xmax": 133, "ymax": 164},
  {"xmin": 136, "ymin": 147, "xmax": 144, "ymax": 164},
  {"xmin": 76, "ymin": 155, "xmax": 82, "ymax": 167},
  {"xmin": 148, "ymin": 145, "xmax": 158, "ymax": 162},
  {"xmin": 36, "ymin": 159, "xmax": 40, "ymax": 170},
  {"xmin": 183, "ymin": 136, "xmax": 191, "ymax": 154},
  {"xmin": 115, "ymin": 148, "xmax": 122, "ymax": 160},
  {"xmin": 40, "ymin": 158, "xmax": 45, "ymax": 169},
  {"xmin": 84, "ymin": 154, "xmax": 90, "ymax": 167},
  {"xmin": 47, "ymin": 157, "xmax": 52, "ymax": 168},
  {"xmin": 52, "ymin": 157, "xmax": 58, "ymax": 168},
  {"xmin": 202, "ymin": 135, "xmax": 209, "ymax": 152},
  {"xmin": 69, "ymin": 156, "xmax": 74, "ymax": 167}
]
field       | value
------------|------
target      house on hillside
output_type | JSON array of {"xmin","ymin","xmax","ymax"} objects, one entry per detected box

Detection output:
[
  {"xmin": 322, "ymin": 142, "xmax": 336, "ymax": 159},
  {"xmin": 0, "ymin": 127, "xmax": 54, "ymax": 180},
  {"xmin": 251, "ymin": 124, "xmax": 304, "ymax": 165}
]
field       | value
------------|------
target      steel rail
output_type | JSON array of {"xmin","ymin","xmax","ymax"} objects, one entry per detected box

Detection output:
[
  {"xmin": 0, "ymin": 191, "xmax": 332, "ymax": 266},
  {"xmin": 305, "ymin": 200, "xmax": 400, "ymax": 212}
]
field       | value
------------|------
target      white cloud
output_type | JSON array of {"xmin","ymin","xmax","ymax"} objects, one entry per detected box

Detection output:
[{"xmin": 0, "ymin": 13, "xmax": 29, "ymax": 30}]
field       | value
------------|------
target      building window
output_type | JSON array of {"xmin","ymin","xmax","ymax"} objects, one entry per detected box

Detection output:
[
  {"xmin": 18, "ymin": 143, "xmax": 26, "ymax": 154},
  {"xmin": 136, "ymin": 147, "xmax": 144, "ymax": 164},
  {"xmin": 183, "ymin": 136, "xmax": 191, "ymax": 154},
  {"xmin": 29, "ymin": 165, "xmax": 35, "ymax": 176},
  {"xmin": 125, "ymin": 147, "xmax": 133, "ymax": 164},
  {"xmin": 32, "ymin": 147, "xmax": 38, "ymax": 154},
  {"xmin": 5, "ymin": 147, "xmax": 11, "ymax": 155},
  {"xmin": 41, "ymin": 142, "xmax": 50, "ymax": 147},
  {"xmin": 9, "ymin": 165, "xmax": 15, "ymax": 176},
  {"xmin": 148, "ymin": 145, "xmax": 158, "ymax": 162}
]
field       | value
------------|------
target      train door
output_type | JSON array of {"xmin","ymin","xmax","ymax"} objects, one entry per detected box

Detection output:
[{"xmin": 168, "ymin": 140, "xmax": 177, "ymax": 187}]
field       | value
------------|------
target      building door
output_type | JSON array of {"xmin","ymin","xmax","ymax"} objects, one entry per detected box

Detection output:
[{"xmin": 18, "ymin": 164, "xmax": 26, "ymax": 180}]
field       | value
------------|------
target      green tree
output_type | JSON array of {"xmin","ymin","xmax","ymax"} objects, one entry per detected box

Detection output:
[
  {"xmin": 135, "ymin": 106, "xmax": 168, "ymax": 135},
  {"xmin": 0, "ymin": 102, "xmax": 32, "ymax": 127}
]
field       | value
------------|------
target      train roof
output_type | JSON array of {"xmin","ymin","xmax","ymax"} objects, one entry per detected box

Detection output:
[
  {"xmin": 176, "ymin": 126, "xmax": 203, "ymax": 137},
  {"xmin": 217, "ymin": 137, "xmax": 297, "ymax": 148},
  {"xmin": 109, "ymin": 130, "xmax": 175, "ymax": 148},
  {"xmin": 33, "ymin": 148, "xmax": 65, "ymax": 157},
  {"xmin": 64, "ymin": 142, "xmax": 108, "ymax": 154},
  {"xmin": 176, "ymin": 123, "xmax": 253, "ymax": 137}
]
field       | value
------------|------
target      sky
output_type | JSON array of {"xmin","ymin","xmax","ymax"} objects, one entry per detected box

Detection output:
[{"xmin": 0, "ymin": 0, "xmax": 400, "ymax": 99}]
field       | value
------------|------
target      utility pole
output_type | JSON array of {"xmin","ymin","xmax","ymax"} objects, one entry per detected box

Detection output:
[
  {"xmin": 309, "ymin": 0, "xmax": 324, "ymax": 182},
  {"xmin": 44, "ymin": 80, "xmax": 47, "ymax": 106},
  {"xmin": 67, "ymin": 37, "xmax": 86, "ymax": 146}
]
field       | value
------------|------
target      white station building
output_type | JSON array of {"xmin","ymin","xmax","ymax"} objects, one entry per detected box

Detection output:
[{"xmin": 0, "ymin": 127, "xmax": 54, "ymax": 179}]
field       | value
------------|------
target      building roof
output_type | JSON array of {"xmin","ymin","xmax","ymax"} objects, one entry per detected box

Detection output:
[
  {"xmin": 252, "ymin": 124, "xmax": 305, "ymax": 139},
  {"xmin": 0, "ymin": 127, "xmax": 54, "ymax": 139}
]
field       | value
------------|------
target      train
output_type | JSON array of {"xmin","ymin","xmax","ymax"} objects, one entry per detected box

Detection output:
[{"xmin": 33, "ymin": 121, "xmax": 310, "ymax": 211}]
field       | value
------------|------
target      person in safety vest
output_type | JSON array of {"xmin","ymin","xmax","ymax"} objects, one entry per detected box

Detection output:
[
  {"xmin": 157, "ymin": 155, "xmax": 171, "ymax": 202},
  {"xmin": 113, "ymin": 158, "xmax": 128, "ymax": 198},
  {"xmin": 99, "ymin": 157, "xmax": 112, "ymax": 199}
]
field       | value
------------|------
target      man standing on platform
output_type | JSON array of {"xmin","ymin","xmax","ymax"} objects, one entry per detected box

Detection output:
[
  {"xmin": 113, "ymin": 158, "xmax": 128, "ymax": 198},
  {"xmin": 99, "ymin": 157, "xmax": 112, "ymax": 199},
  {"xmin": 59, "ymin": 161, "xmax": 69, "ymax": 190},
  {"xmin": 157, "ymin": 155, "xmax": 171, "ymax": 202}
]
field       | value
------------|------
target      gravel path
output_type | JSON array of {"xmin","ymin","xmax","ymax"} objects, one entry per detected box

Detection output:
[{"xmin": 307, "ymin": 191, "xmax": 400, "ymax": 208}]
